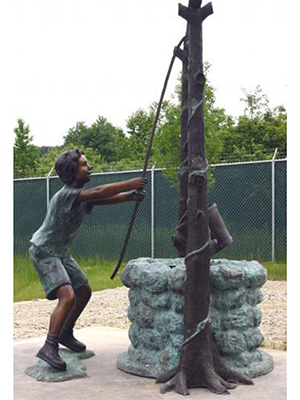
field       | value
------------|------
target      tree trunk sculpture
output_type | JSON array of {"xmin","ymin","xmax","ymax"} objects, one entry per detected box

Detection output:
[{"xmin": 157, "ymin": 1, "xmax": 253, "ymax": 395}]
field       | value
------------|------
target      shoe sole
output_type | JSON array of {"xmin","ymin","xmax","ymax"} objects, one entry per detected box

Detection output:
[{"xmin": 36, "ymin": 351, "xmax": 66, "ymax": 371}]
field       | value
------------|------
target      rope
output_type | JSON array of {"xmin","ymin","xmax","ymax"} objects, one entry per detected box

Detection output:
[{"xmin": 110, "ymin": 35, "xmax": 186, "ymax": 280}]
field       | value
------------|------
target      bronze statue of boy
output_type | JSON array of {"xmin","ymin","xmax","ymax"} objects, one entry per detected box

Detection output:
[{"xmin": 29, "ymin": 149, "xmax": 147, "ymax": 371}]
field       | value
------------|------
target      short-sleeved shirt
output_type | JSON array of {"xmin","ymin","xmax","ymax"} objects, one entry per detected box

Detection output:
[{"xmin": 30, "ymin": 185, "xmax": 93, "ymax": 257}]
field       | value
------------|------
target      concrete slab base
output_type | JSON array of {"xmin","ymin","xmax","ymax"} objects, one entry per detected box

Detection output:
[{"xmin": 14, "ymin": 326, "xmax": 286, "ymax": 400}]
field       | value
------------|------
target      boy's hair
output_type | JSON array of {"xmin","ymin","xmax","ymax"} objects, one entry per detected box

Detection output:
[{"xmin": 55, "ymin": 149, "xmax": 84, "ymax": 184}]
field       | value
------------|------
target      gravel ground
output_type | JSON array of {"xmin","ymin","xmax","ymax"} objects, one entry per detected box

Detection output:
[{"xmin": 13, "ymin": 281, "xmax": 287, "ymax": 350}]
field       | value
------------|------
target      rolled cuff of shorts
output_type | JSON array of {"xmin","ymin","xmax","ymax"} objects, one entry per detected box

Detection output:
[
  {"xmin": 46, "ymin": 282, "xmax": 73, "ymax": 300},
  {"xmin": 46, "ymin": 275, "xmax": 89, "ymax": 300},
  {"xmin": 72, "ymin": 276, "xmax": 89, "ymax": 293}
]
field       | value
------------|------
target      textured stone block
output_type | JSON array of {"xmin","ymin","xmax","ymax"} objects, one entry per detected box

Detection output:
[
  {"xmin": 212, "ymin": 287, "xmax": 246, "ymax": 310},
  {"xmin": 167, "ymin": 264, "xmax": 186, "ymax": 293},
  {"xmin": 141, "ymin": 289, "xmax": 171, "ymax": 310},
  {"xmin": 121, "ymin": 261, "xmax": 146, "ymax": 288},
  {"xmin": 128, "ymin": 323, "xmax": 141, "ymax": 347},
  {"xmin": 210, "ymin": 260, "xmax": 245, "ymax": 290},
  {"xmin": 214, "ymin": 329, "xmax": 247, "ymax": 355},
  {"xmin": 141, "ymin": 262, "xmax": 170, "ymax": 293},
  {"xmin": 244, "ymin": 261, "xmax": 267, "ymax": 288},
  {"xmin": 118, "ymin": 258, "xmax": 273, "ymax": 379},
  {"xmin": 243, "ymin": 328, "xmax": 264, "ymax": 350},
  {"xmin": 140, "ymin": 328, "xmax": 165, "ymax": 351},
  {"xmin": 222, "ymin": 304, "xmax": 253, "ymax": 330},
  {"xmin": 154, "ymin": 310, "xmax": 184, "ymax": 334},
  {"xmin": 170, "ymin": 292, "xmax": 185, "ymax": 314},
  {"xmin": 246, "ymin": 288, "xmax": 264, "ymax": 306},
  {"xmin": 252, "ymin": 307, "xmax": 262, "ymax": 327},
  {"xmin": 135, "ymin": 303, "xmax": 155, "ymax": 328},
  {"xmin": 128, "ymin": 287, "xmax": 141, "ymax": 306}
]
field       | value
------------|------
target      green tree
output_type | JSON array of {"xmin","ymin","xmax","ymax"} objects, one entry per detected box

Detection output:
[
  {"xmin": 34, "ymin": 145, "xmax": 106, "ymax": 177},
  {"xmin": 125, "ymin": 108, "xmax": 155, "ymax": 165},
  {"xmin": 38, "ymin": 146, "xmax": 61, "ymax": 158},
  {"xmin": 150, "ymin": 69, "xmax": 232, "ymax": 186},
  {"xmin": 63, "ymin": 116, "xmax": 127, "ymax": 163},
  {"xmin": 150, "ymin": 99, "xmax": 181, "ymax": 183},
  {"xmin": 220, "ymin": 86, "xmax": 287, "ymax": 161},
  {"xmin": 13, "ymin": 118, "xmax": 39, "ymax": 178}
]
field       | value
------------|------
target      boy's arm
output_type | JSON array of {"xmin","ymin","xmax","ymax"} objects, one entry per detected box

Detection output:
[
  {"xmin": 75, "ymin": 178, "xmax": 147, "ymax": 204},
  {"xmin": 90, "ymin": 190, "xmax": 145, "ymax": 206}
]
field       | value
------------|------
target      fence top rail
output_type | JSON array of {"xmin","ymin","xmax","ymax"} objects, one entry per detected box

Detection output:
[
  {"xmin": 14, "ymin": 168, "xmax": 150, "ymax": 181},
  {"xmin": 211, "ymin": 158, "xmax": 287, "ymax": 168},
  {"xmin": 14, "ymin": 176, "xmax": 49, "ymax": 182},
  {"xmin": 13, "ymin": 158, "xmax": 287, "ymax": 182}
]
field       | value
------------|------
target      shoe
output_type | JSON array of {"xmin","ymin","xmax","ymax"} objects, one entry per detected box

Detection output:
[
  {"xmin": 58, "ymin": 327, "xmax": 86, "ymax": 352},
  {"xmin": 36, "ymin": 334, "xmax": 66, "ymax": 371}
]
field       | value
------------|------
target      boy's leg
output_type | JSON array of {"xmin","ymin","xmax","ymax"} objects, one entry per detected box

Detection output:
[
  {"xmin": 37, "ymin": 285, "xmax": 75, "ymax": 370},
  {"xmin": 59, "ymin": 283, "xmax": 92, "ymax": 352},
  {"xmin": 61, "ymin": 283, "xmax": 91, "ymax": 329},
  {"xmin": 48, "ymin": 284, "xmax": 76, "ymax": 334},
  {"xmin": 28, "ymin": 246, "xmax": 78, "ymax": 369},
  {"xmin": 57, "ymin": 257, "xmax": 91, "ymax": 352}
]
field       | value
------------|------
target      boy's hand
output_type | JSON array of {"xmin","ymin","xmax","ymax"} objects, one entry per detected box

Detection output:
[
  {"xmin": 129, "ymin": 190, "xmax": 146, "ymax": 202},
  {"xmin": 129, "ymin": 177, "xmax": 148, "ymax": 190}
]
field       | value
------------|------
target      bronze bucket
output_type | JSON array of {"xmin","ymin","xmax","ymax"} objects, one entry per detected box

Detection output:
[{"xmin": 208, "ymin": 203, "xmax": 233, "ymax": 254}]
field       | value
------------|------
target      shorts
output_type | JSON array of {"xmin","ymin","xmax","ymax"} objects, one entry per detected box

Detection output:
[{"xmin": 29, "ymin": 244, "xmax": 88, "ymax": 300}]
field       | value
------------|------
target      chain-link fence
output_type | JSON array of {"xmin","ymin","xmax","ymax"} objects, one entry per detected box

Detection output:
[{"xmin": 14, "ymin": 159, "xmax": 286, "ymax": 262}]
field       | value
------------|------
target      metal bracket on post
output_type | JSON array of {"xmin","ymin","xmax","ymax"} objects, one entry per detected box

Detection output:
[
  {"xmin": 46, "ymin": 166, "xmax": 54, "ymax": 209},
  {"xmin": 272, "ymin": 148, "xmax": 278, "ymax": 262}
]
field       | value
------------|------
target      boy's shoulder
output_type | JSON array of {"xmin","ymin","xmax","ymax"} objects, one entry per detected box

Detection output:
[
  {"xmin": 51, "ymin": 185, "xmax": 82, "ymax": 209},
  {"xmin": 56, "ymin": 185, "xmax": 81, "ymax": 197}
]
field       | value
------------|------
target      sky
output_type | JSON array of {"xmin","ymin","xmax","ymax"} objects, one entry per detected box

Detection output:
[{"xmin": 3, "ymin": 0, "xmax": 288, "ymax": 147}]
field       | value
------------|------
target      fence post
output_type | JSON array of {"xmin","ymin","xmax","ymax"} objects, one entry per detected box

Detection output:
[
  {"xmin": 272, "ymin": 148, "xmax": 278, "ymax": 262},
  {"xmin": 151, "ymin": 165, "xmax": 155, "ymax": 258},
  {"xmin": 46, "ymin": 166, "xmax": 54, "ymax": 209}
]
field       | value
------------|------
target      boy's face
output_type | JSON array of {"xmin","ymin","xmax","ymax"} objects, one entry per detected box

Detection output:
[{"xmin": 74, "ymin": 155, "xmax": 93, "ymax": 185}]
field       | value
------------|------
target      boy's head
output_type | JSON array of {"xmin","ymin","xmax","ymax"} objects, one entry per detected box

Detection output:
[{"xmin": 55, "ymin": 148, "xmax": 84, "ymax": 185}]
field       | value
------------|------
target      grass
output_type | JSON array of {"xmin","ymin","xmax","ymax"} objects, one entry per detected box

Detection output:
[
  {"xmin": 261, "ymin": 260, "xmax": 287, "ymax": 281},
  {"xmin": 13, "ymin": 255, "xmax": 126, "ymax": 302},
  {"xmin": 14, "ymin": 255, "xmax": 287, "ymax": 302}
]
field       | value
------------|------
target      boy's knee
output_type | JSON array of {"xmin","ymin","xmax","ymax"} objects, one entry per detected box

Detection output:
[{"xmin": 57, "ymin": 285, "xmax": 76, "ymax": 307}]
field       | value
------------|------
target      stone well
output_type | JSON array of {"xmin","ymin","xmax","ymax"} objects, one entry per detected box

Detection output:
[{"xmin": 117, "ymin": 258, "xmax": 274, "ymax": 379}]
